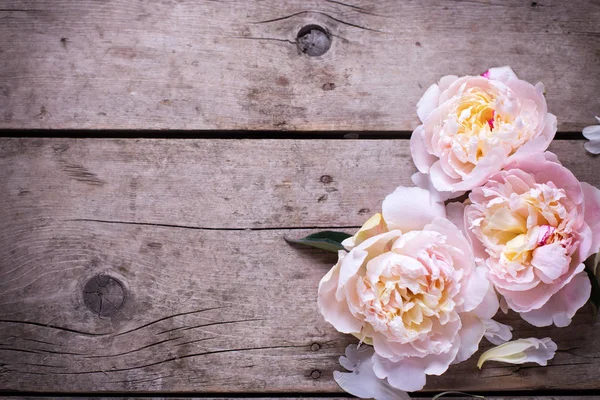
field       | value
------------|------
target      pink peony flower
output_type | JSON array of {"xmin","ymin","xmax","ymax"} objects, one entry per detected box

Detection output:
[
  {"xmin": 464, "ymin": 152, "xmax": 600, "ymax": 327},
  {"xmin": 318, "ymin": 187, "xmax": 500, "ymax": 392},
  {"xmin": 411, "ymin": 66, "xmax": 557, "ymax": 198}
]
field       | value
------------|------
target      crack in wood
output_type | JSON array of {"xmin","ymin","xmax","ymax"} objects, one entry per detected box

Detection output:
[
  {"xmin": 114, "ymin": 307, "xmax": 228, "ymax": 337},
  {"xmin": 84, "ymin": 336, "xmax": 184, "ymax": 359},
  {"xmin": 11, "ymin": 344, "xmax": 315, "ymax": 376},
  {"xmin": 68, "ymin": 218, "xmax": 361, "ymax": 231},
  {"xmin": 252, "ymin": 10, "xmax": 384, "ymax": 32},
  {"xmin": 323, "ymin": 0, "xmax": 389, "ymax": 17}
]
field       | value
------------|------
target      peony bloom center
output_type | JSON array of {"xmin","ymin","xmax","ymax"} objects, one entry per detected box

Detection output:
[
  {"xmin": 436, "ymin": 83, "xmax": 540, "ymax": 177},
  {"xmin": 356, "ymin": 237, "xmax": 460, "ymax": 344},
  {"xmin": 473, "ymin": 182, "xmax": 577, "ymax": 283}
]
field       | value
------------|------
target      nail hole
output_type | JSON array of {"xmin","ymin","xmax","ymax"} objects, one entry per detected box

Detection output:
[
  {"xmin": 297, "ymin": 25, "xmax": 331, "ymax": 56},
  {"xmin": 311, "ymin": 343, "xmax": 321, "ymax": 351},
  {"xmin": 310, "ymin": 369, "xmax": 321, "ymax": 379}
]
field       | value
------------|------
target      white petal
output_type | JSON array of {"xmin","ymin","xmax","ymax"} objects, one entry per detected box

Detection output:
[
  {"xmin": 477, "ymin": 337, "xmax": 557, "ymax": 368},
  {"xmin": 520, "ymin": 271, "xmax": 591, "ymax": 327},
  {"xmin": 382, "ymin": 186, "xmax": 446, "ymax": 232},
  {"xmin": 334, "ymin": 345, "xmax": 411, "ymax": 400},
  {"xmin": 582, "ymin": 124, "xmax": 600, "ymax": 141},
  {"xmin": 584, "ymin": 140, "xmax": 600, "ymax": 155}
]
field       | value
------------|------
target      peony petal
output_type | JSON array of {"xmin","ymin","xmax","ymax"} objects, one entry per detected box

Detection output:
[
  {"xmin": 382, "ymin": 186, "xmax": 446, "ymax": 232},
  {"xmin": 417, "ymin": 83, "xmax": 442, "ymax": 123},
  {"xmin": 582, "ymin": 182, "xmax": 600, "ymax": 256},
  {"xmin": 318, "ymin": 252, "xmax": 364, "ymax": 334},
  {"xmin": 454, "ymin": 313, "xmax": 485, "ymax": 363},
  {"xmin": 482, "ymin": 319, "xmax": 513, "ymax": 345},
  {"xmin": 477, "ymin": 337, "xmax": 557, "ymax": 368},
  {"xmin": 584, "ymin": 140, "xmax": 600, "ymax": 155},
  {"xmin": 582, "ymin": 124, "xmax": 600, "ymax": 141},
  {"xmin": 411, "ymin": 125, "xmax": 437, "ymax": 173},
  {"xmin": 459, "ymin": 266, "xmax": 490, "ymax": 313},
  {"xmin": 372, "ymin": 353, "xmax": 427, "ymax": 392},
  {"xmin": 411, "ymin": 172, "xmax": 456, "ymax": 201},
  {"xmin": 473, "ymin": 278, "xmax": 500, "ymax": 320},
  {"xmin": 334, "ymin": 345, "xmax": 411, "ymax": 400},
  {"xmin": 530, "ymin": 242, "xmax": 569, "ymax": 284},
  {"xmin": 520, "ymin": 271, "xmax": 591, "ymax": 327},
  {"xmin": 486, "ymin": 66, "xmax": 518, "ymax": 83},
  {"xmin": 445, "ymin": 202, "xmax": 466, "ymax": 236},
  {"xmin": 342, "ymin": 213, "xmax": 388, "ymax": 251}
]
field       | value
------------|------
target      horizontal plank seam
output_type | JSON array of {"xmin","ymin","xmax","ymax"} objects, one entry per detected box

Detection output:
[
  {"xmin": 68, "ymin": 218, "xmax": 362, "ymax": 232},
  {"xmin": 0, "ymin": 131, "xmax": 586, "ymax": 140},
  {"xmin": 1, "ymin": 389, "xmax": 600, "ymax": 397}
]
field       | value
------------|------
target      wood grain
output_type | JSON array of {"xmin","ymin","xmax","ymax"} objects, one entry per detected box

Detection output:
[
  {"xmin": 1, "ymin": 138, "xmax": 599, "ymax": 394},
  {"xmin": 0, "ymin": 0, "xmax": 598, "ymax": 131}
]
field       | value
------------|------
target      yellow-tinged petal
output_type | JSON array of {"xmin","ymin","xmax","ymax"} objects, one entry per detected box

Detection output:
[
  {"xmin": 344, "ymin": 213, "xmax": 388, "ymax": 250},
  {"xmin": 477, "ymin": 337, "xmax": 556, "ymax": 368}
]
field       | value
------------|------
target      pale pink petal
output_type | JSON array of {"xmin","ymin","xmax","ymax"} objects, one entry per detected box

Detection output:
[
  {"xmin": 530, "ymin": 242, "xmax": 569, "ymax": 284},
  {"xmin": 411, "ymin": 172, "xmax": 456, "ymax": 201},
  {"xmin": 382, "ymin": 186, "xmax": 446, "ymax": 232},
  {"xmin": 417, "ymin": 83, "xmax": 441, "ymax": 123},
  {"xmin": 520, "ymin": 271, "xmax": 591, "ymax": 327},
  {"xmin": 582, "ymin": 182, "xmax": 600, "ymax": 256},
  {"xmin": 501, "ymin": 263, "xmax": 585, "ymax": 313},
  {"xmin": 334, "ymin": 345, "xmax": 411, "ymax": 400},
  {"xmin": 454, "ymin": 313, "xmax": 485, "ymax": 363},
  {"xmin": 372, "ymin": 353, "xmax": 427, "ymax": 392},
  {"xmin": 486, "ymin": 66, "xmax": 518, "ymax": 83},
  {"xmin": 410, "ymin": 125, "xmax": 437, "ymax": 173},
  {"xmin": 482, "ymin": 319, "xmax": 513, "ymax": 345},
  {"xmin": 473, "ymin": 279, "xmax": 500, "ymax": 320},
  {"xmin": 438, "ymin": 74, "xmax": 459, "ymax": 91},
  {"xmin": 459, "ymin": 266, "xmax": 490, "ymax": 313},
  {"xmin": 318, "ymin": 252, "xmax": 363, "ymax": 334},
  {"xmin": 445, "ymin": 202, "xmax": 466, "ymax": 235}
]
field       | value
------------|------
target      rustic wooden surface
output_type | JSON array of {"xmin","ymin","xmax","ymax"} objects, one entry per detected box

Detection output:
[
  {"xmin": 1, "ymin": 139, "xmax": 599, "ymax": 395},
  {"xmin": 1, "ymin": 0, "xmax": 599, "ymax": 131}
]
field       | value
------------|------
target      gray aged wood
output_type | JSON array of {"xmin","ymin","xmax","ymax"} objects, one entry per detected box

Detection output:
[
  {"xmin": 0, "ymin": 0, "xmax": 599, "ymax": 131},
  {"xmin": 0, "ymin": 139, "xmax": 599, "ymax": 393}
]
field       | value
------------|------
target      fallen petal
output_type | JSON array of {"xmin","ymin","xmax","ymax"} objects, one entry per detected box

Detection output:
[{"xmin": 477, "ymin": 337, "xmax": 557, "ymax": 368}]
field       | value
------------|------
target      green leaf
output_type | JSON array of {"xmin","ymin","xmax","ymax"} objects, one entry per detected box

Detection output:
[
  {"xmin": 284, "ymin": 231, "xmax": 352, "ymax": 253},
  {"xmin": 432, "ymin": 391, "xmax": 485, "ymax": 400},
  {"xmin": 584, "ymin": 254, "xmax": 600, "ymax": 317}
]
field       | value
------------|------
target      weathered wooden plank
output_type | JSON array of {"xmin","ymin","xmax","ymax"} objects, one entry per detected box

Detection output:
[
  {"xmin": 0, "ymin": 0, "xmax": 598, "ymax": 131},
  {"xmin": 0, "ymin": 139, "xmax": 599, "ymax": 394},
  {"xmin": 0, "ymin": 139, "xmax": 596, "ymax": 229}
]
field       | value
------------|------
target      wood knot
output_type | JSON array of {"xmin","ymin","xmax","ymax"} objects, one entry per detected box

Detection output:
[
  {"xmin": 311, "ymin": 343, "xmax": 321, "ymax": 351},
  {"xmin": 83, "ymin": 274, "xmax": 125, "ymax": 317},
  {"xmin": 297, "ymin": 25, "xmax": 331, "ymax": 56},
  {"xmin": 320, "ymin": 175, "xmax": 333, "ymax": 184},
  {"xmin": 310, "ymin": 369, "xmax": 321, "ymax": 379}
]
